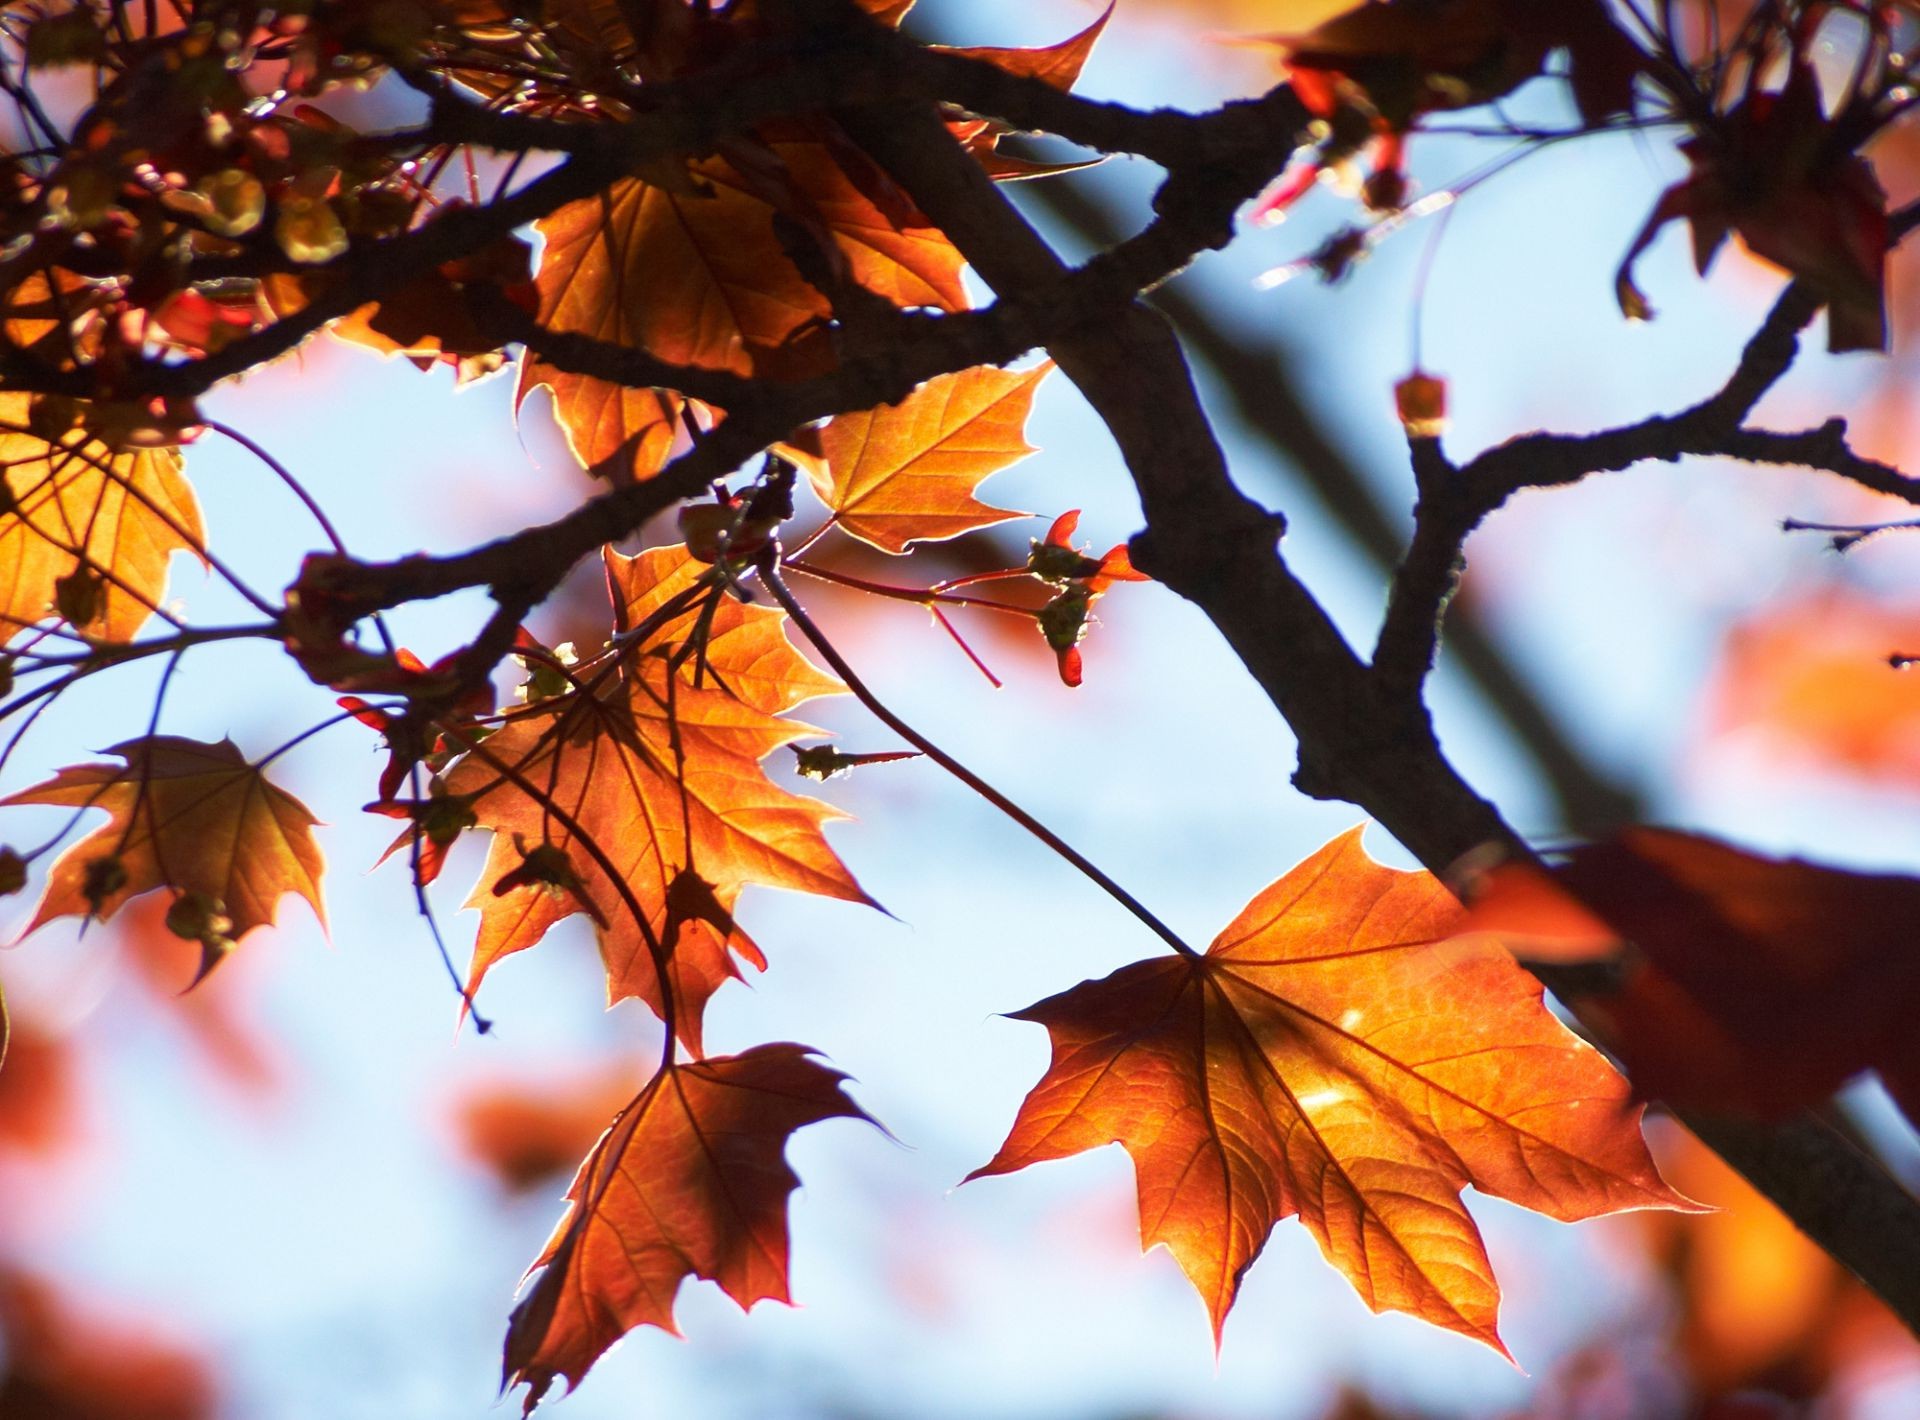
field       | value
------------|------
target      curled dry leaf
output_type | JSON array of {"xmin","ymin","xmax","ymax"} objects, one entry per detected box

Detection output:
[
  {"xmin": 1464, "ymin": 828, "xmax": 1920, "ymax": 1127},
  {"xmin": 810, "ymin": 363, "xmax": 1051, "ymax": 553},
  {"xmin": 502, "ymin": 1044, "xmax": 871, "ymax": 1413},
  {"xmin": 448, "ymin": 547, "xmax": 868, "ymax": 1052},
  {"xmin": 971, "ymin": 828, "xmax": 1693, "ymax": 1351},
  {"xmin": 3, "ymin": 737, "xmax": 325, "ymax": 972},
  {"xmin": 0, "ymin": 393, "xmax": 203, "ymax": 643}
]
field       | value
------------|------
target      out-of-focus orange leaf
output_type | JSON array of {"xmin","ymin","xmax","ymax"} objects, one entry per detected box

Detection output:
[
  {"xmin": 0, "ymin": 1019, "xmax": 77, "ymax": 1158},
  {"xmin": 0, "ymin": 1267, "xmax": 216, "ymax": 1420},
  {"xmin": 1638, "ymin": 1126, "xmax": 1857, "ymax": 1396},
  {"xmin": 0, "ymin": 396, "xmax": 203, "ymax": 643},
  {"xmin": 113, "ymin": 897, "xmax": 282, "ymax": 1096},
  {"xmin": 1466, "ymin": 830, "xmax": 1920, "ymax": 1125},
  {"xmin": 451, "ymin": 1061, "xmax": 641, "ymax": 1195},
  {"xmin": 502, "ymin": 1044, "xmax": 870, "ymax": 1412},
  {"xmin": 971, "ymin": 828, "xmax": 1691, "ymax": 1351},
  {"xmin": 1394, "ymin": 369, "xmax": 1447, "ymax": 438},
  {"xmin": 5, "ymin": 738, "xmax": 326, "ymax": 978},
  {"xmin": 449, "ymin": 548, "xmax": 866, "ymax": 1052},
  {"xmin": 809, "ymin": 364, "xmax": 1049, "ymax": 553},
  {"xmin": 1705, "ymin": 592, "xmax": 1920, "ymax": 787}
]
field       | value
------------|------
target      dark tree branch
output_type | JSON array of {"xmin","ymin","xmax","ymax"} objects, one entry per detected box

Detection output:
[
  {"xmin": 1004, "ymin": 169, "xmax": 1643, "ymax": 835},
  {"xmin": 1371, "ymin": 278, "xmax": 1920, "ymax": 697},
  {"xmin": 809, "ymin": 5, "xmax": 1920, "ymax": 1339}
]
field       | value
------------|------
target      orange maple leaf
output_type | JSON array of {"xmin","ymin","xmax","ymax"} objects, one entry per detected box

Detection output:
[
  {"xmin": 936, "ymin": 5, "xmax": 1115, "ymax": 178},
  {"xmin": 934, "ymin": 4, "xmax": 1111, "ymax": 90},
  {"xmin": 0, "ymin": 394, "xmax": 204, "ymax": 644},
  {"xmin": 809, "ymin": 363, "xmax": 1050, "ymax": 553},
  {"xmin": 1464, "ymin": 829, "xmax": 1920, "ymax": 1128},
  {"xmin": 501, "ymin": 1044, "xmax": 870, "ymax": 1412},
  {"xmin": 447, "ymin": 547, "xmax": 867, "ymax": 1050},
  {"xmin": 970, "ymin": 828, "xmax": 1692, "ymax": 1351},
  {"xmin": 523, "ymin": 123, "xmax": 966, "ymax": 481},
  {"xmin": 4, "ymin": 737, "xmax": 326, "ymax": 974}
]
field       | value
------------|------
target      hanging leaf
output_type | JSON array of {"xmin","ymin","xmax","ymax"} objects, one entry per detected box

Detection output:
[
  {"xmin": 0, "ymin": 394, "xmax": 203, "ymax": 643},
  {"xmin": 4, "ymin": 737, "xmax": 325, "ymax": 976},
  {"xmin": 502, "ymin": 1045, "xmax": 871, "ymax": 1413},
  {"xmin": 448, "ymin": 548, "xmax": 866, "ymax": 1051},
  {"xmin": 971, "ymin": 828, "xmax": 1693, "ymax": 1350}
]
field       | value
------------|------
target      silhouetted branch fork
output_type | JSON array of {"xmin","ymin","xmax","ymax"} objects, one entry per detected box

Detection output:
[{"xmin": 1374, "ymin": 283, "xmax": 1920, "ymax": 695}]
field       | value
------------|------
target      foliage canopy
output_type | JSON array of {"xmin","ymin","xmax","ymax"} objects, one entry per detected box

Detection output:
[{"xmin": 2, "ymin": 0, "xmax": 1920, "ymax": 1412}]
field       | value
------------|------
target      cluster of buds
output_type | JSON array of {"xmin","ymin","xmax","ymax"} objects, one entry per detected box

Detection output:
[{"xmin": 1027, "ymin": 511, "xmax": 1148, "ymax": 688}]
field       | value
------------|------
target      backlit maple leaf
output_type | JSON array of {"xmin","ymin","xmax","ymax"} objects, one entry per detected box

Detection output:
[
  {"xmin": 448, "ymin": 547, "xmax": 867, "ymax": 1051},
  {"xmin": 4, "ymin": 737, "xmax": 326, "ymax": 974},
  {"xmin": 971, "ymin": 828, "xmax": 1692, "ymax": 1350},
  {"xmin": 502, "ymin": 1044, "xmax": 870, "ymax": 1413},
  {"xmin": 523, "ymin": 123, "xmax": 965, "ymax": 481},
  {"xmin": 937, "ymin": 6, "xmax": 1115, "ymax": 178},
  {"xmin": 809, "ymin": 363, "xmax": 1050, "ymax": 553},
  {"xmin": 0, "ymin": 395, "xmax": 203, "ymax": 643}
]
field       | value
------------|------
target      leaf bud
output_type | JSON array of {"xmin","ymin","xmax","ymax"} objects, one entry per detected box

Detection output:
[
  {"xmin": 166, "ymin": 890, "xmax": 234, "ymax": 947},
  {"xmin": 792, "ymin": 745, "xmax": 855, "ymax": 781},
  {"xmin": 420, "ymin": 792, "xmax": 477, "ymax": 848},
  {"xmin": 1037, "ymin": 585, "xmax": 1093, "ymax": 653},
  {"xmin": 47, "ymin": 165, "xmax": 119, "ymax": 230},
  {"xmin": 1362, "ymin": 168, "xmax": 1407, "ymax": 213},
  {"xmin": 81, "ymin": 855, "xmax": 128, "ymax": 915},
  {"xmin": 1027, "ymin": 539, "xmax": 1104, "ymax": 586},
  {"xmin": 517, "ymin": 653, "xmax": 572, "ymax": 704},
  {"xmin": 276, "ymin": 193, "xmax": 349, "ymax": 264},
  {"xmin": 1393, "ymin": 370, "xmax": 1448, "ymax": 440},
  {"xmin": 54, "ymin": 566, "xmax": 104, "ymax": 627},
  {"xmin": 198, "ymin": 169, "xmax": 266, "ymax": 237}
]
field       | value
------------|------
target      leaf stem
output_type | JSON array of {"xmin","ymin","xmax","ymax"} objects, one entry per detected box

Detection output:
[
  {"xmin": 760, "ymin": 558, "xmax": 1201, "ymax": 961},
  {"xmin": 783, "ymin": 557, "xmax": 1040, "ymax": 618}
]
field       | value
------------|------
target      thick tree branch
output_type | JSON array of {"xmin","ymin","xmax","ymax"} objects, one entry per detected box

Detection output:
[{"xmin": 818, "ymin": 11, "xmax": 1920, "ymax": 1338}]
